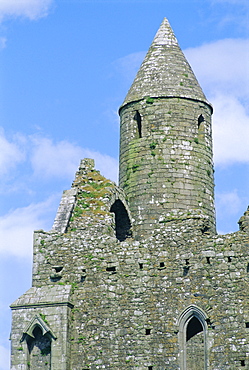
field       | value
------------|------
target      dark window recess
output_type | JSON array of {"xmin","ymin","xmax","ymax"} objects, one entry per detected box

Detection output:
[
  {"xmin": 110, "ymin": 200, "xmax": 132, "ymax": 242},
  {"xmin": 186, "ymin": 316, "xmax": 203, "ymax": 341},
  {"xmin": 245, "ymin": 322, "xmax": 249, "ymax": 328},
  {"xmin": 80, "ymin": 276, "xmax": 86, "ymax": 283},
  {"xmin": 134, "ymin": 110, "xmax": 142, "ymax": 138},
  {"xmin": 139, "ymin": 263, "xmax": 143, "ymax": 270},
  {"xmin": 145, "ymin": 329, "xmax": 151, "ymax": 335},
  {"xmin": 183, "ymin": 266, "xmax": 189, "ymax": 277},
  {"xmin": 106, "ymin": 266, "xmax": 116, "ymax": 274},
  {"xmin": 241, "ymin": 360, "xmax": 245, "ymax": 366},
  {"xmin": 247, "ymin": 263, "xmax": 249, "ymax": 273},
  {"xmin": 206, "ymin": 257, "xmax": 211, "ymax": 264},
  {"xmin": 54, "ymin": 266, "xmax": 63, "ymax": 272},
  {"xmin": 227, "ymin": 256, "xmax": 232, "ymax": 262},
  {"xmin": 159, "ymin": 262, "xmax": 165, "ymax": 268},
  {"xmin": 50, "ymin": 275, "xmax": 62, "ymax": 282},
  {"xmin": 198, "ymin": 114, "xmax": 204, "ymax": 128},
  {"xmin": 185, "ymin": 259, "xmax": 189, "ymax": 265},
  {"xmin": 27, "ymin": 326, "xmax": 51, "ymax": 364},
  {"xmin": 148, "ymin": 367, "xmax": 153, "ymax": 370}
]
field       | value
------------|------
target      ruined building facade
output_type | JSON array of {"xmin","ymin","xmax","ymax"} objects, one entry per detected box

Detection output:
[{"xmin": 10, "ymin": 18, "xmax": 249, "ymax": 369}]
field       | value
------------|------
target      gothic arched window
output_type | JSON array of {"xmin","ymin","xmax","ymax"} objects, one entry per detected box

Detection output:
[
  {"xmin": 26, "ymin": 326, "xmax": 51, "ymax": 369},
  {"xmin": 178, "ymin": 305, "xmax": 208, "ymax": 370}
]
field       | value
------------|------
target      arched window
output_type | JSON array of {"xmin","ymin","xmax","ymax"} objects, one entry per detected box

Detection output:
[
  {"xmin": 110, "ymin": 199, "xmax": 132, "ymax": 241},
  {"xmin": 134, "ymin": 111, "xmax": 142, "ymax": 138},
  {"xmin": 198, "ymin": 114, "xmax": 205, "ymax": 141},
  {"xmin": 26, "ymin": 326, "xmax": 51, "ymax": 369},
  {"xmin": 178, "ymin": 305, "xmax": 208, "ymax": 370}
]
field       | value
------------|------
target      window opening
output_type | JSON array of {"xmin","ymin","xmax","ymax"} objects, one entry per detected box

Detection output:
[
  {"xmin": 160, "ymin": 262, "xmax": 165, "ymax": 268},
  {"xmin": 227, "ymin": 256, "xmax": 232, "ymax": 262},
  {"xmin": 110, "ymin": 200, "xmax": 132, "ymax": 242},
  {"xmin": 106, "ymin": 266, "xmax": 116, "ymax": 274},
  {"xmin": 206, "ymin": 257, "xmax": 211, "ymax": 264},
  {"xmin": 134, "ymin": 111, "xmax": 142, "ymax": 138},
  {"xmin": 198, "ymin": 114, "xmax": 205, "ymax": 141},
  {"xmin": 145, "ymin": 329, "xmax": 151, "ymax": 335},
  {"xmin": 26, "ymin": 326, "xmax": 51, "ymax": 370},
  {"xmin": 54, "ymin": 266, "xmax": 63, "ymax": 273},
  {"xmin": 245, "ymin": 322, "xmax": 249, "ymax": 328},
  {"xmin": 186, "ymin": 316, "xmax": 203, "ymax": 341},
  {"xmin": 139, "ymin": 263, "xmax": 143, "ymax": 270},
  {"xmin": 241, "ymin": 360, "xmax": 245, "ymax": 367},
  {"xmin": 179, "ymin": 306, "xmax": 208, "ymax": 370}
]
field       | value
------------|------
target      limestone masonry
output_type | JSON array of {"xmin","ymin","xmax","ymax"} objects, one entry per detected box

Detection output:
[{"xmin": 10, "ymin": 18, "xmax": 249, "ymax": 370}]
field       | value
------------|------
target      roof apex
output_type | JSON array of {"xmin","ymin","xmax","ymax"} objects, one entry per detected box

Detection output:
[{"xmin": 120, "ymin": 18, "xmax": 211, "ymax": 110}]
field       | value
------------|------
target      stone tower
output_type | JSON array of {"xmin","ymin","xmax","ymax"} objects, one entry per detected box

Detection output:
[
  {"xmin": 119, "ymin": 18, "xmax": 215, "ymax": 238},
  {"xmin": 10, "ymin": 18, "xmax": 249, "ymax": 370}
]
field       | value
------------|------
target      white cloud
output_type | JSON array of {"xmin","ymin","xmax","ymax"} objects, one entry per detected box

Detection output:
[
  {"xmin": 185, "ymin": 39, "xmax": 249, "ymax": 100},
  {"xmin": 212, "ymin": 94, "xmax": 249, "ymax": 164},
  {"xmin": 0, "ymin": 0, "xmax": 53, "ymax": 21},
  {"xmin": 216, "ymin": 189, "xmax": 242, "ymax": 215},
  {"xmin": 0, "ymin": 196, "xmax": 58, "ymax": 258},
  {"xmin": 0, "ymin": 128, "xmax": 25, "ymax": 176},
  {"xmin": 184, "ymin": 39, "xmax": 249, "ymax": 166},
  {"xmin": 31, "ymin": 136, "xmax": 118, "ymax": 182},
  {"xmin": 0, "ymin": 344, "xmax": 9, "ymax": 370}
]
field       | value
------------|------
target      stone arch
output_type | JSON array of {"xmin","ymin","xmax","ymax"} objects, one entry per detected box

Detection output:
[
  {"xmin": 178, "ymin": 305, "xmax": 208, "ymax": 370},
  {"xmin": 110, "ymin": 199, "xmax": 132, "ymax": 241}
]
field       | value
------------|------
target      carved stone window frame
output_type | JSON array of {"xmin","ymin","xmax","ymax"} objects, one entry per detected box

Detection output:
[{"xmin": 178, "ymin": 305, "xmax": 208, "ymax": 370}]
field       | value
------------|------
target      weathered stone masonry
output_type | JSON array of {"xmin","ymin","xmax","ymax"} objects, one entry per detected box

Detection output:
[{"xmin": 10, "ymin": 18, "xmax": 249, "ymax": 370}]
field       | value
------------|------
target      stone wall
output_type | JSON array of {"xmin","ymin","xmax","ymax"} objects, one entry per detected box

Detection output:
[{"xmin": 11, "ymin": 161, "xmax": 248, "ymax": 369}]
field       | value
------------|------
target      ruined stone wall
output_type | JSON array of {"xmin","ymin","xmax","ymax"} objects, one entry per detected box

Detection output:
[{"xmin": 14, "ymin": 164, "xmax": 248, "ymax": 370}]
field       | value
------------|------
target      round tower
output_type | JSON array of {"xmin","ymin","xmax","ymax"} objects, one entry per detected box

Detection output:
[{"xmin": 119, "ymin": 18, "xmax": 216, "ymax": 238}]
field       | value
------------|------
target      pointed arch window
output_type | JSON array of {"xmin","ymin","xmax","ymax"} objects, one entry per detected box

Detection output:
[
  {"xmin": 21, "ymin": 314, "xmax": 56, "ymax": 370},
  {"xmin": 178, "ymin": 305, "xmax": 208, "ymax": 370},
  {"xmin": 134, "ymin": 111, "xmax": 142, "ymax": 138},
  {"xmin": 27, "ymin": 326, "xmax": 51, "ymax": 369}
]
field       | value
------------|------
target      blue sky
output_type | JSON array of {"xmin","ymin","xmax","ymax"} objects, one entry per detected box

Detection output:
[{"xmin": 0, "ymin": 0, "xmax": 248, "ymax": 368}]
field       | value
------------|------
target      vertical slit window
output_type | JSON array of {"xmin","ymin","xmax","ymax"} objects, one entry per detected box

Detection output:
[
  {"xmin": 134, "ymin": 111, "xmax": 142, "ymax": 138},
  {"xmin": 198, "ymin": 114, "xmax": 205, "ymax": 141}
]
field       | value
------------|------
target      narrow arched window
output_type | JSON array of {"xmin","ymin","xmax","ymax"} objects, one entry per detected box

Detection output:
[
  {"xmin": 134, "ymin": 111, "xmax": 142, "ymax": 138},
  {"xmin": 110, "ymin": 199, "xmax": 132, "ymax": 241},
  {"xmin": 198, "ymin": 114, "xmax": 205, "ymax": 141},
  {"xmin": 26, "ymin": 326, "xmax": 51, "ymax": 369},
  {"xmin": 179, "ymin": 306, "xmax": 208, "ymax": 370}
]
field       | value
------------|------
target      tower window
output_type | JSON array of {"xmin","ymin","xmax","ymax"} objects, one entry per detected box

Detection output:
[
  {"xmin": 198, "ymin": 114, "xmax": 205, "ymax": 141},
  {"xmin": 134, "ymin": 111, "xmax": 142, "ymax": 138}
]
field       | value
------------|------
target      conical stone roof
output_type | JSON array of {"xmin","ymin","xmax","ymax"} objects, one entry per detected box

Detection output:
[{"xmin": 120, "ymin": 18, "xmax": 210, "ymax": 109}]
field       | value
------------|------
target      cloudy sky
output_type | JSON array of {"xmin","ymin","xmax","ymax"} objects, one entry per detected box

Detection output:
[{"xmin": 0, "ymin": 0, "xmax": 248, "ymax": 368}]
